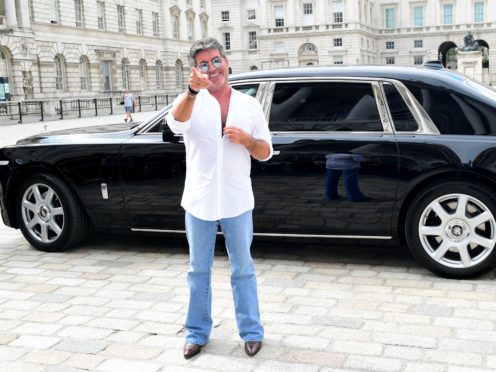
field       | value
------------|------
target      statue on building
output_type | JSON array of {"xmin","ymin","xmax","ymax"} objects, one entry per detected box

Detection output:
[
  {"xmin": 461, "ymin": 32, "xmax": 481, "ymax": 52},
  {"xmin": 22, "ymin": 71, "xmax": 33, "ymax": 100}
]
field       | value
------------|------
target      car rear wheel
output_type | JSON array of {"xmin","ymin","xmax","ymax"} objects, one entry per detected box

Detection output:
[
  {"xmin": 16, "ymin": 173, "xmax": 88, "ymax": 252},
  {"xmin": 406, "ymin": 181, "xmax": 496, "ymax": 277}
]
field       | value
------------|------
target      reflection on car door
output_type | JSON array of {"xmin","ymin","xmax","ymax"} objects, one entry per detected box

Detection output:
[{"xmin": 251, "ymin": 81, "xmax": 399, "ymax": 237}]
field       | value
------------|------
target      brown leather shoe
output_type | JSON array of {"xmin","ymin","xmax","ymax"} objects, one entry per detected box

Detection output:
[
  {"xmin": 244, "ymin": 341, "xmax": 262, "ymax": 357},
  {"xmin": 183, "ymin": 343, "xmax": 202, "ymax": 359}
]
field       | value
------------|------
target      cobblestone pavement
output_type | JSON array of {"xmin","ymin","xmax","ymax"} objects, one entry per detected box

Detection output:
[{"xmin": 1, "ymin": 115, "xmax": 496, "ymax": 371}]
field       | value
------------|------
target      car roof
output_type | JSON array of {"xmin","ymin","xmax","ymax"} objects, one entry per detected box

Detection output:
[{"xmin": 229, "ymin": 65, "xmax": 467, "ymax": 88}]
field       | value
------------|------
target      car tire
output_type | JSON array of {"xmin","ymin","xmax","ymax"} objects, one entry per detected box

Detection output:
[
  {"xmin": 16, "ymin": 173, "xmax": 88, "ymax": 252},
  {"xmin": 405, "ymin": 181, "xmax": 496, "ymax": 277}
]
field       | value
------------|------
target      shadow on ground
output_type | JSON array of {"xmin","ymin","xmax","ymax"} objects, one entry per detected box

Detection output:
[{"xmin": 79, "ymin": 231, "xmax": 421, "ymax": 274}]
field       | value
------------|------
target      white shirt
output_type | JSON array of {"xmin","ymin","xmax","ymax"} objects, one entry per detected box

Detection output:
[{"xmin": 167, "ymin": 88, "xmax": 273, "ymax": 221}]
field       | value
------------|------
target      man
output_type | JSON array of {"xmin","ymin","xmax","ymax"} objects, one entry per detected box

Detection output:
[
  {"xmin": 167, "ymin": 37, "xmax": 272, "ymax": 359},
  {"xmin": 121, "ymin": 89, "xmax": 136, "ymax": 122}
]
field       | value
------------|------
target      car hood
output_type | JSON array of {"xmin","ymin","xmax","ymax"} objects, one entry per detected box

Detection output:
[{"xmin": 15, "ymin": 123, "xmax": 137, "ymax": 146}]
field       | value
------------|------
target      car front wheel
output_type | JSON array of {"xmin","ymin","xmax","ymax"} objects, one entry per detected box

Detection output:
[
  {"xmin": 406, "ymin": 181, "xmax": 496, "ymax": 277},
  {"xmin": 16, "ymin": 173, "xmax": 88, "ymax": 252}
]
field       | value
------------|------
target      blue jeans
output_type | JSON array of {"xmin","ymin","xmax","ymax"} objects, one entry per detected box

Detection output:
[{"xmin": 184, "ymin": 210, "xmax": 264, "ymax": 345}]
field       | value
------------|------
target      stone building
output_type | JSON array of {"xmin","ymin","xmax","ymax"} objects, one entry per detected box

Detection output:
[
  {"xmin": 0, "ymin": 0, "xmax": 209, "ymax": 101},
  {"xmin": 210, "ymin": 0, "xmax": 496, "ymax": 84},
  {"xmin": 1, "ymin": 0, "xmax": 495, "ymax": 102}
]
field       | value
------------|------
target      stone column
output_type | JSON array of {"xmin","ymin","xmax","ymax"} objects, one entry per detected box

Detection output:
[
  {"xmin": 19, "ymin": 0, "xmax": 31, "ymax": 28},
  {"xmin": 5, "ymin": 0, "xmax": 17, "ymax": 27}
]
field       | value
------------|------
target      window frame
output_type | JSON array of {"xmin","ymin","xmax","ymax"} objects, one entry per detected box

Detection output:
[
  {"xmin": 117, "ymin": 5, "xmax": 126, "ymax": 33},
  {"xmin": 412, "ymin": 5, "xmax": 424, "ymax": 27},
  {"xmin": 97, "ymin": 1, "xmax": 106, "ymax": 30},
  {"xmin": 54, "ymin": 55, "xmax": 65, "ymax": 91},
  {"xmin": 384, "ymin": 7, "xmax": 395, "ymax": 29},
  {"xmin": 223, "ymin": 32, "xmax": 231, "ymax": 51},
  {"xmin": 152, "ymin": 12, "xmax": 160, "ymax": 36},
  {"xmin": 136, "ymin": 9, "xmax": 143, "ymax": 35},
  {"xmin": 247, "ymin": 9, "xmax": 256, "ymax": 20},
  {"xmin": 443, "ymin": 3, "xmax": 454, "ymax": 25},
  {"xmin": 248, "ymin": 31, "xmax": 257, "ymax": 50},
  {"xmin": 474, "ymin": 1, "xmax": 484, "ymax": 23},
  {"xmin": 274, "ymin": 5, "xmax": 285, "ymax": 27},
  {"xmin": 74, "ymin": 0, "xmax": 84, "ymax": 27}
]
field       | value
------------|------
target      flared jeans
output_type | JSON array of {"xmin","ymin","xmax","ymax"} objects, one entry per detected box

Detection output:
[{"xmin": 184, "ymin": 210, "xmax": 264, "ymax": 345}]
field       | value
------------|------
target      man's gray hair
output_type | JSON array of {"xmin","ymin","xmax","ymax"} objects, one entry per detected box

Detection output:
[{"xmin": 189, "ymin": 37, "xmax": 226, "ymax": 67}]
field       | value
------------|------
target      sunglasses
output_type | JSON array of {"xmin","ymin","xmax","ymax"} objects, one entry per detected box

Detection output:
[{"xmin": 197, "ymin": 56, "xmax": 223, "ymax": 73}]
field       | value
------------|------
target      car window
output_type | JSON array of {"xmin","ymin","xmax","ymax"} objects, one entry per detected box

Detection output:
[
  {"xmin": 382, "ymin": 83, "xmax": 418, "ymax": 132},
  {"xmin": 232, "ymin": 84, "xmax": 259, "ymax": 97},
  {"xmin": 404, "ymin": 82, "xmax": 496, "ymax": 135},
  {"xmin": 269, "ymin": 82, "xmax": 383, "ymax": 132}
]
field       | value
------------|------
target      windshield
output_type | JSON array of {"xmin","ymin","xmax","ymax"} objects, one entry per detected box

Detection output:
[{"xmin": 136, "ymin": 105, "xmax": 171, "ymax": 132}]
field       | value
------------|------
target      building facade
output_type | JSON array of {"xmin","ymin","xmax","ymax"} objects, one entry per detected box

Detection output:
[
  {"xmin": 211, "ymin": 0, "xmax": 496, "ymax": 84},
  {"xmin": 0, "ymin": 0, "xmax": 209, "ymax": 101},
  {"xmin": 1, "ymin": 0, "xmax": 495, "ymax": 102}
]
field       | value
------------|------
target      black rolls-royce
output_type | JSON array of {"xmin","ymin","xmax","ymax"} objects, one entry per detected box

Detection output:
[{"xmin": 2, "ymin": 65, "xmax": 496, "ymax": 278}]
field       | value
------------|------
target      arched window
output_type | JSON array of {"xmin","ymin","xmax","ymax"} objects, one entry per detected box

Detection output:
[
  {"xmin": 121, "ymin": 58, "xmax": 130, "ymax": 90},
  {"xmin": 0, "ymin": 51, "xmax": 8, "ymax": 77},
  {"xmin": 249, "ymin": 65, "xmax": 258, "ymax": 71},
  {"xmin": 175, "ymin": 60, "xmax": 183, "ymax": 90},
  {"xmin": 54, "ymin": 55, "xmax": 65, "ymax": 91},
  {"xmin": 139, "ymin": 59, "xmax": 147, "ymax": 90},
  {"xmin": 156, "ymin": 61, "xmax": 163, "ymax": 89},
  {"xmin": 0, "ymin": 50, "xmax": 11, "ymax": 100},
  {"xmin": 79, "ymin": 56, "xmax": 90, "ymax": 91}
]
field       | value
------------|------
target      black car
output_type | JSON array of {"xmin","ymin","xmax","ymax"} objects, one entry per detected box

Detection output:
[{"xmin": 2, "ymin": 66, "xmax": 496, "ymax": 278}]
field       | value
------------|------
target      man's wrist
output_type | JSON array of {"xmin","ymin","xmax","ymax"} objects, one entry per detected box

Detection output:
[
  {"xmin": 188, "ymin": 85, "xmax": 199, "ymax": 96},
  {"xmin": 246, "ymin": 136, "xmax": 257, "ymax": 153}
]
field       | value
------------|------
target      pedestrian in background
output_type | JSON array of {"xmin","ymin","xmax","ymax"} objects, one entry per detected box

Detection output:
[
  {"xmin": 121, "ymin": 89, "xmax": 136, "ymax": 122},
  {"xmin": 167, "ymin": 37, "xmax": 273, "ymax": 360}
]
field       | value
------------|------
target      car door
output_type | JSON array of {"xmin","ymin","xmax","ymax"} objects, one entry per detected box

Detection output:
[
  {"xmin": 251, "ymin": 80, "xmax": 400, "ymax": 237},
  {"xmin": 120, "ymin": 113, "xmax": 187, "ymax": 230}
]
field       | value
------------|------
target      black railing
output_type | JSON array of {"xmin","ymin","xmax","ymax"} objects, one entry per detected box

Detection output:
[{"xmin": 0, "ymin": 94, "xmax": 172, "ymax": 124}]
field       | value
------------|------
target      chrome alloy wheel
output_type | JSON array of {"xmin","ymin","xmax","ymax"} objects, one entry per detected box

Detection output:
[
  {"xmin": 418, "ymin": 193, "xmax": 496, "ymax": 269},
  {"xmin": 21, "ymin": 183, "xmax": 64, "ymax": 243}
]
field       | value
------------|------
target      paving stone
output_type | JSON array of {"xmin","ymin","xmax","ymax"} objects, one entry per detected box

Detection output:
[
  {"xmin": 284, "ymin": 350, "xmax": 346, "ymax": 367},
  {"xmin": 102, "ymin": 343, "xmax": 163, "ymax": 359},
  {"xmin": 282, "ymin": 335, "xmax": 330, "ymax": 350},
  {"xmin": 86, "ymin": 317, "xmax": 139, "ymax": 331},
  {"xmin": 61, "ymin": 353, "xmax": 106, "ymax": 370},
  {"xmin": 55, "ymin": 338, "xmax": 108, "ymax": 354},
  {"xmin": 331, "ymin": 340, "xmax": 383, "ymax": 356},
  {"xmin": 345, "ymin": 355, "xmax": 404, "ymax": 371},
  {"xmin": 13, "ymin": 322, "xmax": 62, "ymax": 335},
  {"xmin": 10, "ymin": 335, "xmax": 60, "ymax": 349},
  {"xmin": 0, "ymin": 345, "xmax": 27, "ymax": 360},
  {"xmin": 425, "ymin": 350, "xmax": 483, "ymax": 367},
  {"xmin": 57, "ymin": 326, "xmax": 114, "ymax": 340},
  {"xmin": 0, "ymin": 361, "xmax": 44, "ymax": 372},
  {"xmin": 21, "ymin": 349, "xmax": 71, "ymax": 365},
  {"xmin": 96, "ymin": 358, "xmax": 162, "ymax": 372},
  {"xmin": 405, "ymin": 362, "xmax": 445, "ymax": 372},
  {"xmin": 254, "ymin": 360, "xmax": 320, "ymax": 372}
]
